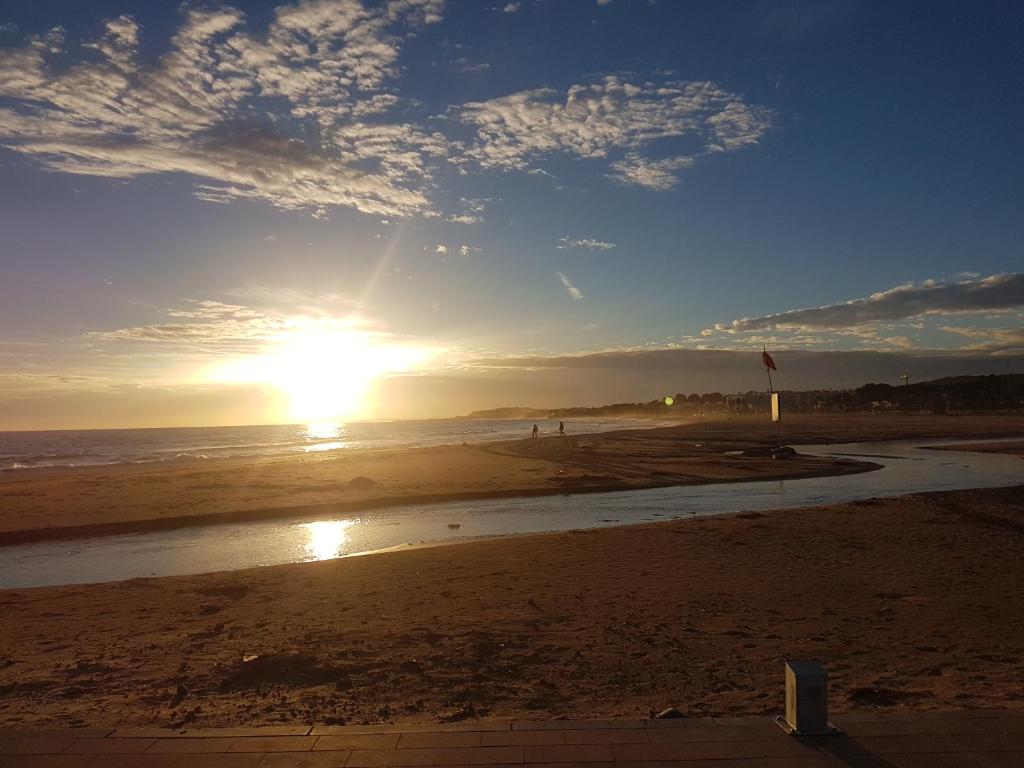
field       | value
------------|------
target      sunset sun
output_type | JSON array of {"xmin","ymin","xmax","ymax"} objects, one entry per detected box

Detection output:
[
  {"xmin": 272, "ymin": 323, "xmax": 433, "ymax": 423},
  {"xmin": 209, "ymin": 319, "xmax": 433, "ymax": 424}
]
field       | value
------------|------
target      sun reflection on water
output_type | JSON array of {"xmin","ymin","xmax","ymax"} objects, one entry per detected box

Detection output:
[
  {"xmin": 304, "ymin": 441, "xmax": 348, "ymax": 452},
  {"xmin": 302, "ymin": 423, "xmax": 349, "ymax": 453},
  {"xmin": 305, "ymin": 422, "xmax": 343, "ymax": 439},
  {"xmin": 302, "ymin": 520, "xmax": 355, "ymax": 561}
]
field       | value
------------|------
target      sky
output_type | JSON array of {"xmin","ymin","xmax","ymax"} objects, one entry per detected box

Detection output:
[{"xmin": 0, "ymin": 0, "xmax": 1022, "ymax": 429}]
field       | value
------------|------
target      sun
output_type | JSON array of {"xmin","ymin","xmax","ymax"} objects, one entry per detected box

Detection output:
[
  {"xmin": 207, "ymin": 318, "xmax": 432, "ymax": 424},
  {"xmin": 272, "ymin": 326, "xmax": 378, "ymax": 423}
]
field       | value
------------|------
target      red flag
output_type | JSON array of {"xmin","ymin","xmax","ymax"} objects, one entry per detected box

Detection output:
[{"xmin": 762, "ymin": 350, "xmax": 777, "ymax": 371}]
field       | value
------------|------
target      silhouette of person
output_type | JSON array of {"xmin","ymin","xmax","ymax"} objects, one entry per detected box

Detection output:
[
  {"xmin": 532, "ymin": 424, "xmax": 539, "ymax": 439},
  {"xmin": 558, "ymin": 421, "xmax": 565, "ymax": 437}
]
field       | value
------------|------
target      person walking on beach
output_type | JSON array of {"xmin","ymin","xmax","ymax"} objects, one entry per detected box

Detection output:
[
  {"xmin": 558, "ymin": 421, "xmax": 565, "ymax": 437},
  {"xmin": 531, "ymin": 424, "xmax": 539, "ymax": 439}
]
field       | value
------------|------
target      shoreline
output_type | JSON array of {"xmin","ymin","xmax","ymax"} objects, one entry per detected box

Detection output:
[
  {"xmin": 1, "ymin": 413, "xmax": 1021, "ymax": 547},
  {"xmin": 2, "ymin": 483, "xmax": 1021, "ymax": 727},
  {"xmin": 0, "ymin": 456, "xmax": 879, "ymax": 547}
]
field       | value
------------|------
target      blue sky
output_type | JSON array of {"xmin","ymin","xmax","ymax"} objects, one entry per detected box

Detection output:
[{"xmin": 0, "ymin": 0, "xmax": 1022, "ymax": 427}]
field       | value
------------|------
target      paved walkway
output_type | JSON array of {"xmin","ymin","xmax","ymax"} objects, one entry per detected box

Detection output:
[{"xmin": 1, "ymin": 710, "xmax": 1022, "ymax": 767}]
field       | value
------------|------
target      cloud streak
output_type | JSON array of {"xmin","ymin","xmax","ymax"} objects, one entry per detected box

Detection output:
[
  {"xmin": 557, "ymin": 236, "xmax": 616, "ymax": 251},
  {"xmin": 555, "ymin": 271, "xmax": 584, "ymax": 300},
  {"xmin": 87, "ymin": 300, "xmax": 287, "ymax": 352},
  {"xmin": 941, "ymin": 325, "xmax": 1024, "ymax": 354},
  {"xmin": 712, "ymin": 274, "xmax": 1024, "ymax": 333}
]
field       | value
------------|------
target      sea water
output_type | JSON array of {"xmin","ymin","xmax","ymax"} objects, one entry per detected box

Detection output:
[{"xmin": 0, "ymin": 418, "xmax": 670, "ymax": 472}]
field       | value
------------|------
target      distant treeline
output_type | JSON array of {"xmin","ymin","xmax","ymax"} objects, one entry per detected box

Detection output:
[{"xmin": 465, "ymin": 374, "xmax": 1024, "ymax": 419}]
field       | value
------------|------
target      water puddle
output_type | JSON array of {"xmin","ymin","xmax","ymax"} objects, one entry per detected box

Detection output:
[{"xmin": 0, "ymin": 438, "xmax": 1019, "ymax": 588}]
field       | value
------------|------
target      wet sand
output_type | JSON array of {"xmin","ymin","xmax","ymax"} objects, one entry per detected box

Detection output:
[
  {"xmin": 0, "ymin": 483, "xmax": 1021, "ymax": 728},
  {"xmin": 924, "ymin": 440, "xmax": 1024, "ymax": 457},
  {"xmin": 2, "ymin": 413, "xmax": 1021, "ymax": 544}
]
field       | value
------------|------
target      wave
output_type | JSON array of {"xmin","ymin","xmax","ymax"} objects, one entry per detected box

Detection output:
[{"xmin": 0, "ymin": 417, "xmax": 671, "ymax": 472}]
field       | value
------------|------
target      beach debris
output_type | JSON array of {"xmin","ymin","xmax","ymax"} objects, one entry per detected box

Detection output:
[
  {"xmin": 349, "ymin": 476, "xmax": 376, "ymax": 490},
  {"xmin": 242, "ymin": 653, "xmax": 259, "ymax": 663},
  {"xmin": 169, "ymin": 684, "xmax": 188, "ymax": 708},
  {"xmin": 655, "ymin": 706, "xmax": 684, "ymax": 719},
  {"xmin": 771, "ymin": 446, "xmax": 798, "ymax": 460},
  {"xmin": 447, "ymin": 523, "xmax": 461, "ymax": 529}
]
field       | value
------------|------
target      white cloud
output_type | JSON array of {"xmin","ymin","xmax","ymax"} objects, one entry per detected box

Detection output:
[
  {"xmin": 446, "ymin": 196, "xmax": 491, "ymax": 223},
  {"xmin": 84, "ymin": 298, "xmax": 405, "ymax": 361},
  {"xmin": 609, "ymin": 153, "xmax": 694, "ymax": 190},
  {"xmin": 503, "ymin": 2, "xmax": 522, "ymax": 12},
  {"xmin": 457, "ymin": 75, "xmax": 771, "ymax": 188},
  {"xmin": 459, "ymin": 244, "xmax": 481, "ymax": 257},
  {"xmin": 0, "ymin": 1, "xmax": 448, "ymax": 218},
  {"xmin": 940, "ymin": 325, "xmax": 1024, "ymax": 354},
  {"xmin": 435, "ymin": 244, "xmax": 449, "ymax": 254},
  {"xmin": 88, "ymin": 300, "xmax": 286, "ymax": 351},
  {"xmin": 555, "ymin": 271, "xmax": 583, "ymax": 300},
  {"xmin": 711, "ymin": 273, "xmax": 1024, "ymax": 334},
  {"xmin": 0, "ymin": 7, "xmax": 775, "ymax": 217},
  {"xmin": 557, "ymin": 236, "xmax": 616, "ymax": 251}
]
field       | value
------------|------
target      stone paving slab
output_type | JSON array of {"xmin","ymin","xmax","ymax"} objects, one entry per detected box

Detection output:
[
  {"xmin": 0, "ymin": 711, "xmax": 1021, "ymax": 766},
  {"xmin": 113, "ymin": 725, "xmax": 314, "ymax": 738},
  {"xmin": 313, "ymin": 724, "xmax": 513, "ymax": 736}
]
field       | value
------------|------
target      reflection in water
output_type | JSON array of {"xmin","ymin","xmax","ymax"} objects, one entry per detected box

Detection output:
[
  {"xmin": 305, "ymin": 422, "xmax": 344, "ymax": 440},
  {"xmin": 303, "ymin": 423, "xmax": 349, "ymax": 452},
  {"xmin": 305, "ymin": 440, "xmax": 349, "ymax": 452},
  {"xmin": 302, "ymin": 520, "xmax": 355, "ymax": 561}
]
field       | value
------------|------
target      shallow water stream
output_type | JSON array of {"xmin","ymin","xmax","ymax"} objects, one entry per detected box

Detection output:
[{"xmin": 0, "ymin": 438, "xmax": 1020, "ymax": 588}]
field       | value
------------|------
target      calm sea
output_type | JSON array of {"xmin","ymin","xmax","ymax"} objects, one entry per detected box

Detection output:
[{"xmin": 0, "ymin": 418, "xmax": 672, "ymax": 472}]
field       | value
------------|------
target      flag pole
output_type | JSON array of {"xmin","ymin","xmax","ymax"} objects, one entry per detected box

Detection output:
[{"xmin": 763, "ymin": 346, "xmax": 781, "ymax": 447}]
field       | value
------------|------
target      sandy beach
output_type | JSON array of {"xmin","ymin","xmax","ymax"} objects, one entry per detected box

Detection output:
[
  {"xmin": 0, "ymin": 481, "xmax": 1021, "ymax": 728},
  {"xmin": 2, "ymin": 413, "xmax": 1021, "ymax": 544}
]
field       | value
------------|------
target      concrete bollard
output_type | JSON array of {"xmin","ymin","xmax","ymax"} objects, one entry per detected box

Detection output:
[{"xmin": 777, "ymin": 660, "xmax": 838, "ymax": 736}]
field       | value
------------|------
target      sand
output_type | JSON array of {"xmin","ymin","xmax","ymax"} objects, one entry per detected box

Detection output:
[
  {"xmin": 924, "ymin": 440, "xmax": 1024, "ymax": 457},
  {"xmin": 2, "ymin": 413, "xmax": 1021, "ymax": 543},
  {"xmin": 0, "ymin": 482, "xmax": 1022, "ymax": 728}
]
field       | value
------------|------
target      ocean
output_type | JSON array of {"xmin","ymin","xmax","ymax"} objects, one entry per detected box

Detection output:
[{"xmin": 0, "ymin": 417, "xmax": 672, "ymax": 472}]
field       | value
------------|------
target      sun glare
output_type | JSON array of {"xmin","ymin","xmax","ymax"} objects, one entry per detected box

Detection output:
[
  {"xmin": 207, "ymin": 318, "xmax": 433, "ymax": 423},
  {"xmin": 302, "ymin": 520, "xmax": 355, "ymax": 561}
]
